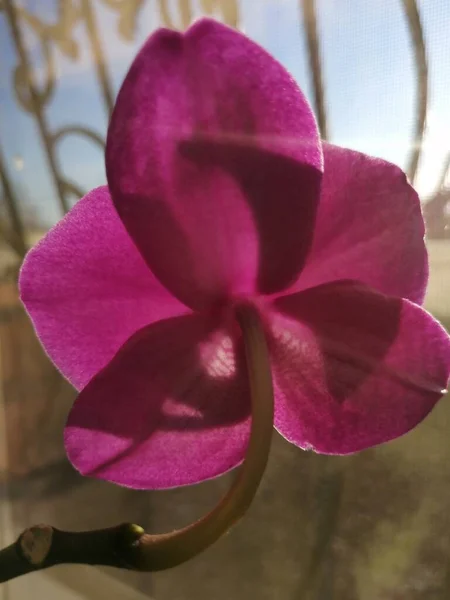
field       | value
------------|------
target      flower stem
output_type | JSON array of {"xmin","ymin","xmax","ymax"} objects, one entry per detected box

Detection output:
[{"xmin": 0, "ymin": 304, "xmax": 274, "ymax": 582}]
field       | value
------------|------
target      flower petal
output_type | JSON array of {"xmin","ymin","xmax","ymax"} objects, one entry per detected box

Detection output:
[
  {"xmin": 64, "ymin": 313, "xmax": 251, "ymax": 489},
  {"xmin": 293, "ymin": 144, "xmax": 428, "ymax": 304},
  {"xmin": 268, "ymin": 281, "xmax": 450, "ymax": 454},
  {"xmin": 106, "ymin": 19, "xmax": 322, "ymax": 310},
  {"xmin": 19, "ymin": 187, "xmax": 188, "ymax": 390}
]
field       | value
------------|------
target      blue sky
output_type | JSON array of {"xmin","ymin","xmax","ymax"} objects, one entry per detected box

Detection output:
[{"xmin": 1, "ymin": 0, "xmax": 449, "ymax": 227}]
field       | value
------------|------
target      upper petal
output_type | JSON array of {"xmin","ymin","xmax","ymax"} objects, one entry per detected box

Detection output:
[
  {"xmin": 19, "ymin": 186, "xmax": 188, "ymax": 390},
  {"xmin": 64, "ymin": 313, "xmax": 251, "ymax": 489},
  {"xmin": 292, "ymin": 144, "xmax": 428, "ymax": 304},
  {"xmin": 268, "ymin": 281, "xmax": 450, "ymax": 454},
  {"xmin": 106, "ymin": 18, "xmax": 322, "ymax": 310}
]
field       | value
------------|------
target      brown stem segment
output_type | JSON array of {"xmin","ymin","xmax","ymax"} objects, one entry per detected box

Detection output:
[{"xmin": 0, "ymin": 304, "xmax": 274, "ymax": 583}]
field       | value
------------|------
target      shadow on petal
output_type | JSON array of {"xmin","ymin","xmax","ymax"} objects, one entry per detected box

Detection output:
[
  {"xmin": 270, "ymin": 281, "xmax": 449, "ymax": 454},
  {"xmin": 65, "ymin": 313, "xmax": 251, "ymax": 489},
  {"xmin": 273, "ymin": 281, "xmax": 401, "ymax": 403},
  {"xmin": 180, "ymin": 139, "xmax": 322, "ymax": 296}
]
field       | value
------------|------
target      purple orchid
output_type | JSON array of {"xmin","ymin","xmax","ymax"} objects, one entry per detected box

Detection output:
[{"xmin": 20, "ymin": 19, "xmax": 450, "ymax": 496}]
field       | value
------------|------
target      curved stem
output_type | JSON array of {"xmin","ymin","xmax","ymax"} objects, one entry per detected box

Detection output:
[
  {"xmin": 0, "ymin": 304, "xmax": 274, "ymax": 581},
  {"xmin": 133, "ymin": 303, "xmax": 274, "ymax": 570}
]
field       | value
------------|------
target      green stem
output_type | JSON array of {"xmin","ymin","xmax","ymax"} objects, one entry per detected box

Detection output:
[{"xmin": 0, "ymin": 304, "xmax": 274, "ymax": 582}]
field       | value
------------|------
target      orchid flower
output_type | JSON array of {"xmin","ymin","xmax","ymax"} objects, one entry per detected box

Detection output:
[{"xmin": 19, "ymin": 19, "xmax": 450, "ymax": 570}]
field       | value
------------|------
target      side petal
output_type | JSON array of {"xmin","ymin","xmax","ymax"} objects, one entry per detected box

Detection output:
[
  {"xmin": 19, "ymin": 187, "xmax": 189, "ymax": 390},
  {"xmin": 106, "ymin": 19, "xmax": 322, "ymax": 310},
  {"xmin": 294, "ymin": 144, "xmax": 428, "ymax": 304},
  {"xmin": 268, "ymin": 281, "xmax": 450, "ymax": 454},
  {"xmin": 64, "ymin": 313, "xmax": 251, "ymax": 489}
]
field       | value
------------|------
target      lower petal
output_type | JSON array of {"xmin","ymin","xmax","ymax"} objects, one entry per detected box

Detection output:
[
  {"xmin": 64, "ymin": 313, "xmax": 251, "ymax": 489},
  {"xmin": 268, "ymin": 281, "xmax": 450, "ymax": 454}
]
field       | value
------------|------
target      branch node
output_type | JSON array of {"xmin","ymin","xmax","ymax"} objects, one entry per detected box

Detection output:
[{"xmin": 19, "ymin": 525, "xmax": 54, "ymax": 566}]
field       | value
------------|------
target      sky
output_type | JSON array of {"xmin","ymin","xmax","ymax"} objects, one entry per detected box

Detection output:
[{"xmin": 1, "ymin": 0, "xmax": 449, "ymax": 227}]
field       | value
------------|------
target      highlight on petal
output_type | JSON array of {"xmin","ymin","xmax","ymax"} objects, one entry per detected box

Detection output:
[
  {"xmin": 267, "ymin": 280, "xmax": 450, "ymax": 454},
  {"xmin": 106, "ymin": 18, "xmax": 323, "ymax": 310},
  {"xmin": 64, "ymin": 313, "xmax": 251, "ymax": 489},
  {"xmin": 293, "ymin": 144, "xmax": 428, "ymax": 304},
  {"xmin": 19, "ymin": 187, "xmax": 189, "ymax": 390}
]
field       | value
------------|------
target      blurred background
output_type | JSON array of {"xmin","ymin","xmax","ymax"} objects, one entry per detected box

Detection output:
[{"xmin": 0, "ymin": 0, "xmax": 449, "ymax": 598}]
